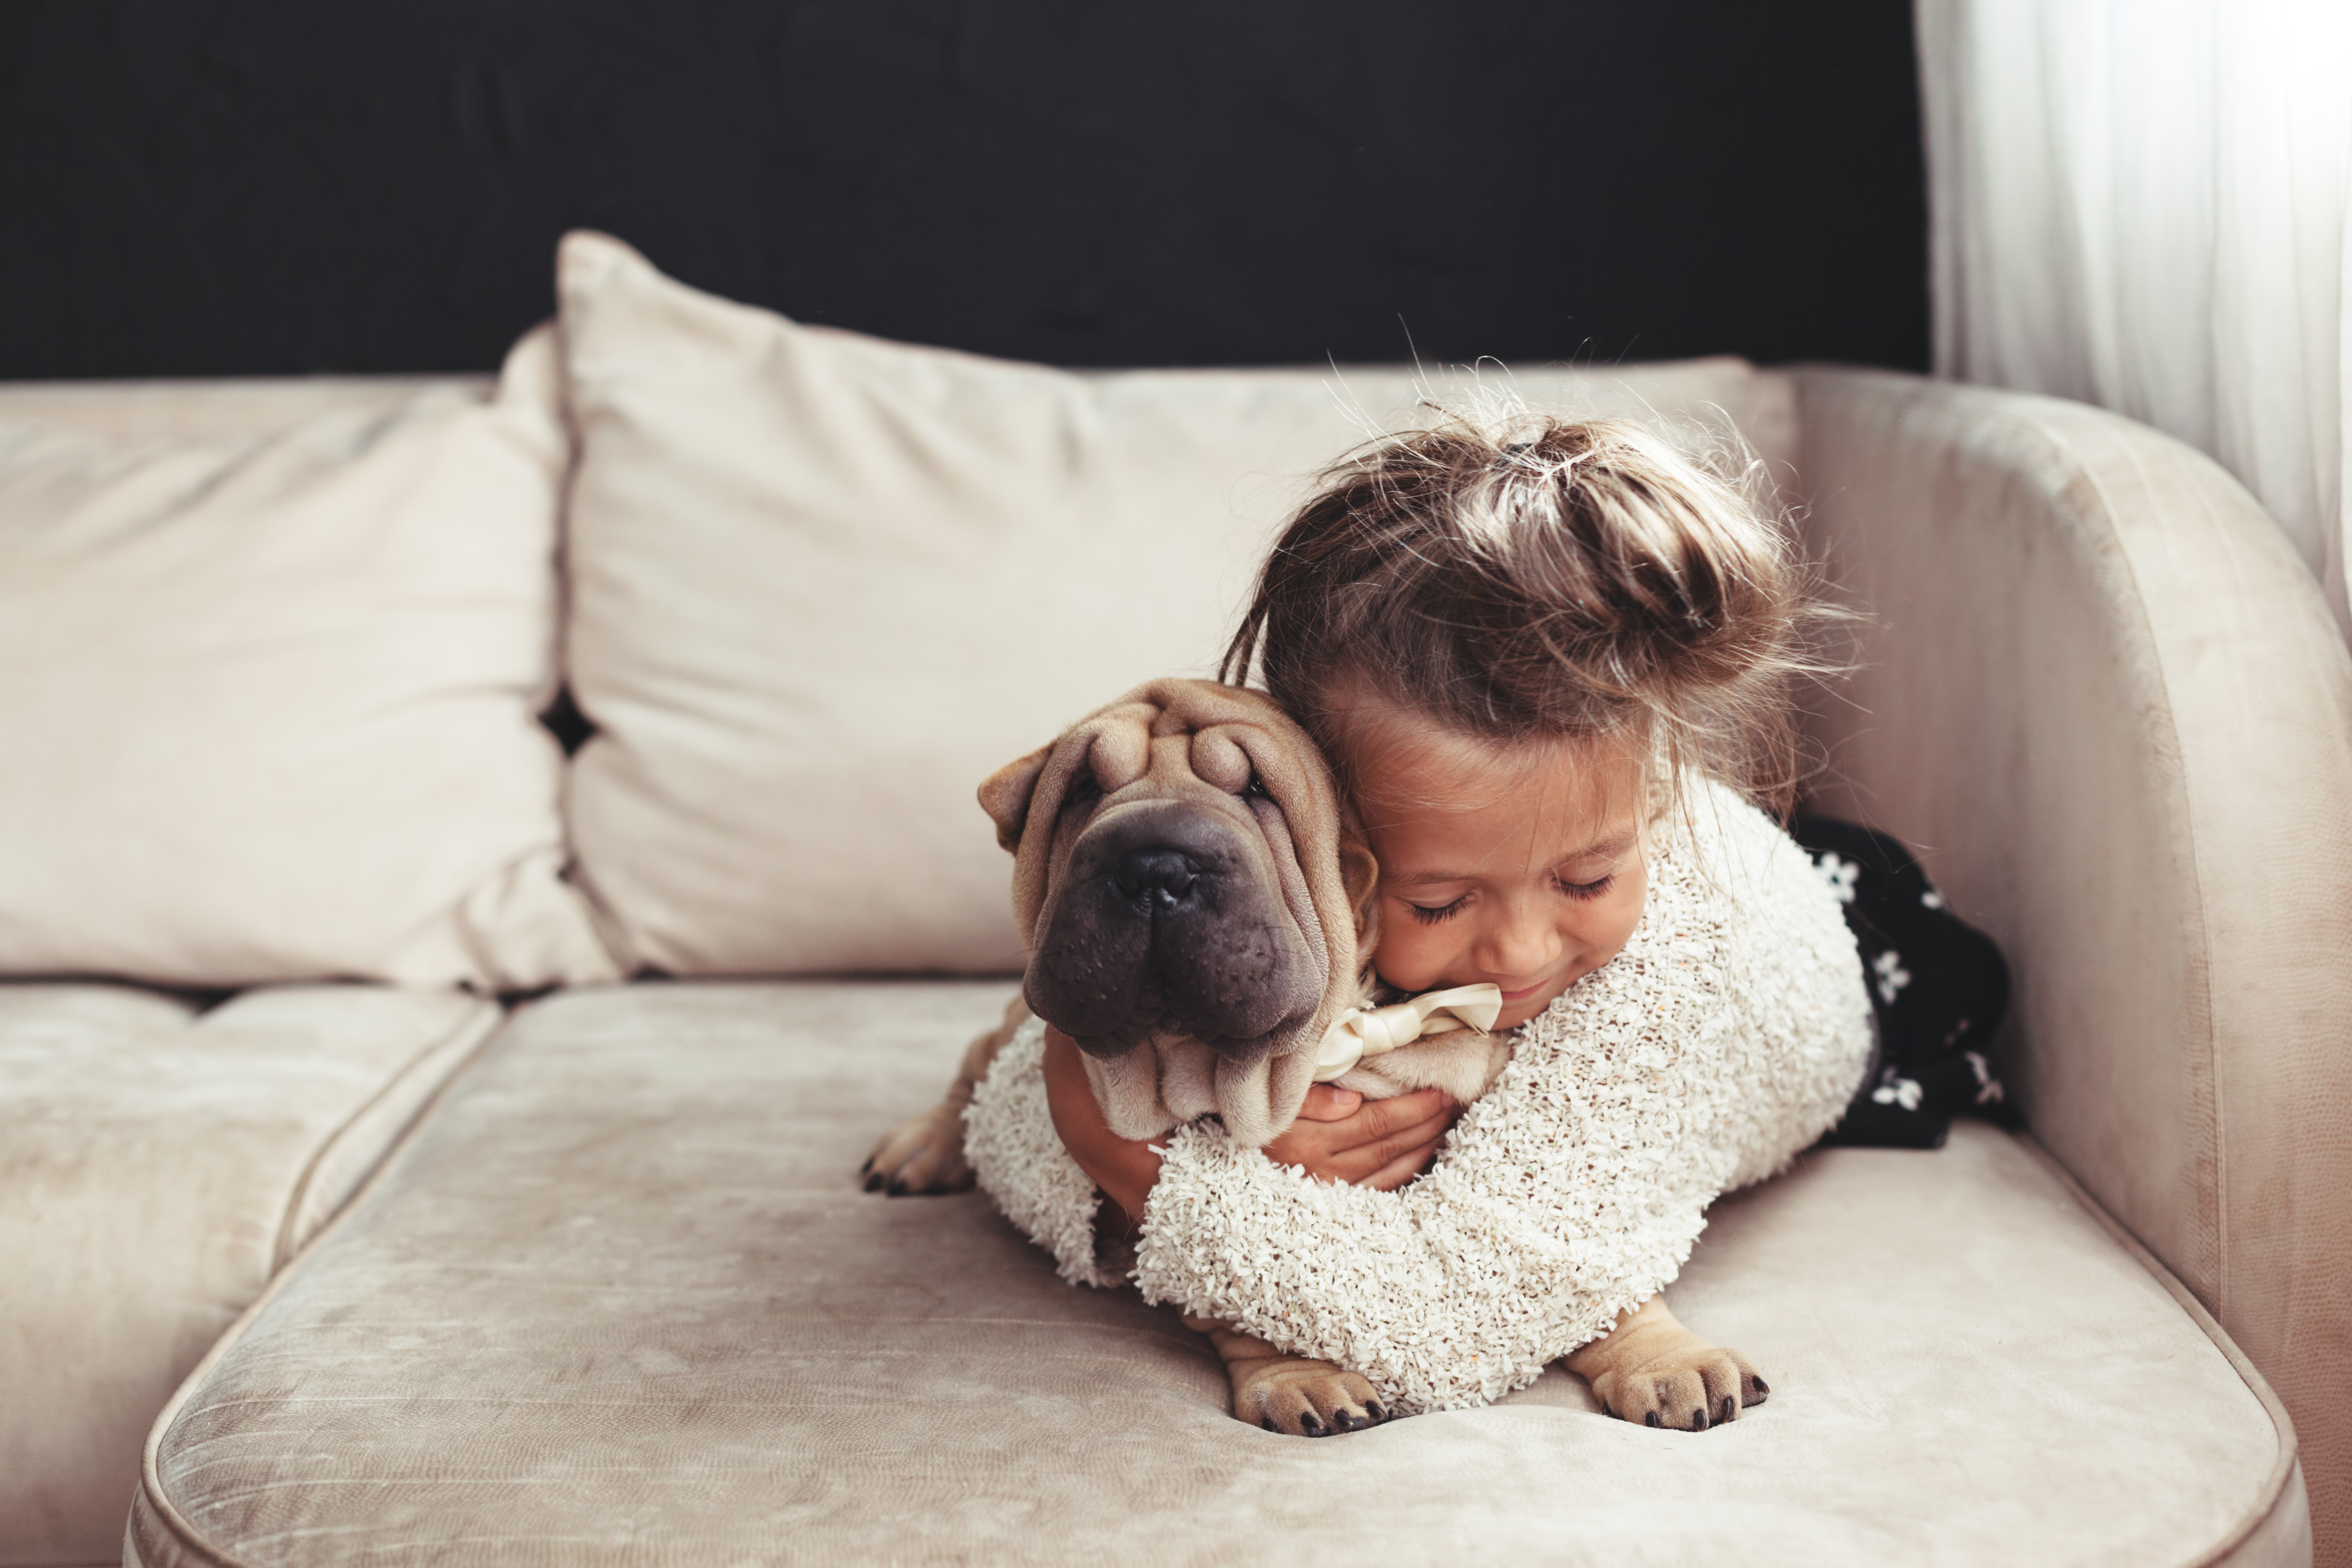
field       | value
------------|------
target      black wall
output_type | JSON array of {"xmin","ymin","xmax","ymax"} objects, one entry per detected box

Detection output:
[{"xmin": 0, "ymin": 2, "xmax": 1928, "ymax": 379}]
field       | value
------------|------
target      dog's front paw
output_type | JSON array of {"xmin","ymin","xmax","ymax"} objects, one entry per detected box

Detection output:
[
  {"xmin": 1230, "ymin": 1355, "xmax": 1391, "ymax": 1437},
  {"xmin": 1585, "ymin": 1338, "xmax": 1767, "ymax": 1432},
  {"xmin": 861, "ymin": 1104, "xmax": 973, "ymax": 1196}
]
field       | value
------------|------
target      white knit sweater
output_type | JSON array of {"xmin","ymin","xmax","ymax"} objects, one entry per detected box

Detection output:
[{"xmin": 963, "ymin": 782, "xmax": 1872, "ymax": 1413}]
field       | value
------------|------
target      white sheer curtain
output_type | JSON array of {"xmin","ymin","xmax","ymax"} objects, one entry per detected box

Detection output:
[{"xmin": 1917, "ymin": 0, "xmax": 2352, "ymax": 638}]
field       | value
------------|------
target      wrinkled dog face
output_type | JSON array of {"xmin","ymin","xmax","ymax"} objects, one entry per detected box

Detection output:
[
  {"xmin": 982, "ymin": 681, "xmax": 1370, "ymax": 1086},
  {"xmin": 1030, "ymin": 740, "xmax": 1320, "ymax": 1061}
]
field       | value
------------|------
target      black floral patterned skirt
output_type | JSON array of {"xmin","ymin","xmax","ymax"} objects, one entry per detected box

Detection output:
[{"xmin": 1790, "ymin": 816, "xmax": 2018, "ymax": 1150}]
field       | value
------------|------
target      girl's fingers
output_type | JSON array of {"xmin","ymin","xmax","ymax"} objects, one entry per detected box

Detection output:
[
  {"xmin": 1292, "ymin": 1084, "xmax": 1364, "ymax": 1122},
  {"xmin": 1359, "ymin": 1106, "xmax": 1455, "ymax": 1157},
  {"xmin": 1322, "ymin": 1110, "xmax": 1454, "ymax": 1184},
  {"xmin": 1360, "ymin": 1140, "xmax": 1441, "ymax": 1191},
  {"xmin": 1261, "ymin": 1088, "xmax": 1459, "ymax": 1182},
  {"xmin": 1365, "ymin": 1088, "xmax": 1449, "ymax": 1128},
  {"xmin": 1314, "ymin": 1087, "xmax": 1447, "ymax": 1145}
]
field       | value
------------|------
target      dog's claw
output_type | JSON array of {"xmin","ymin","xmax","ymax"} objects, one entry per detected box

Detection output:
[
  {"xmin": 1261, "ymin": 1417, "xmax": 1277, "ymax": 1432},
  {"xmin": 862, "ymin": 1173, "xmax": 884, "ymax": 1193},
  {"xmin": 1749, "ymin": 1376, "xmax": 1769, "ymax": 1400},
  {"xmin": 1689, "ymin": 1406, "xmax": 1709, "ymax": 1431},
  {"xmin": 1721, "ymin": 1396, "xmax": 1737, "ymax": 1425},
  {"xmin": 1298, "ymin": 1412, "xmax": 1324, "ymax": 1435},
  {"xmin": 1364, "ymin": 1402, "xmax": 1386, "ymax": 1424},
  {"xmin": 886, "ymin": 1179, "xmax": 908, "ymax": 1197},
  {"xmin": 1645, "ymin": 1411, "xmax": 1661, "ymax": 1428}
]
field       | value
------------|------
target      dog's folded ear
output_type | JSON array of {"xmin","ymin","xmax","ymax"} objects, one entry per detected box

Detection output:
[{"xmin": 978, "ymin": 745, "xmax": 1052, "ymax": 854}]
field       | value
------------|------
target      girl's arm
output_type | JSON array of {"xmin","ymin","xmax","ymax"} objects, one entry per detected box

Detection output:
[
  {"xmin": 1038, "ymin": 1027, "xmax": 1160, "ymax": 1228},
  {"xmin": 1040, "ymin": 1026, "xmax": 1457, "ymax": 1230}
]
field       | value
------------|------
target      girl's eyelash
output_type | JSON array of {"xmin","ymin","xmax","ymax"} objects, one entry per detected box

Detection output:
[{"xmin": 1401, "ymin": 873, "xmax": 1614, "ymax": 925}]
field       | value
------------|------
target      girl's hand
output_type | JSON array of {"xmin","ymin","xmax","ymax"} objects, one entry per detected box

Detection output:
[
  {"xmin": 1041, "ymin": 1026, "xmax": 1460, "ymax": 1230},
  {"xmin": 1265, "ymin": 1084, "xmax": 1457, "ymax": 1190}
]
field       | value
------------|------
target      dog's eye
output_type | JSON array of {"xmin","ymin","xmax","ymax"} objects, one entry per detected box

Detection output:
[{"xmin": 1243, "ymin": 773, "xmax": 1271, "ymax": 801}]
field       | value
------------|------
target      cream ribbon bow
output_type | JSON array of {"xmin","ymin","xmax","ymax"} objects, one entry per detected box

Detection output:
[{"xmin": 1312, "ymin": 983, "xmax": 1504, "ymax": 1083}]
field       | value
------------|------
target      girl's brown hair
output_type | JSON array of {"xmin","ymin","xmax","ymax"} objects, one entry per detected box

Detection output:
[{"xmin": 1221, "ymin": 412, "xmax": 1833, "ymax": 818}]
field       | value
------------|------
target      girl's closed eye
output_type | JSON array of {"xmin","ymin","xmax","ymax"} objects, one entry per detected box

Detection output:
[
  {"xmin": 1406, "ymin": 894, "xmax": 1469, "ymax": 926},
  {"xmin": 1403, "ymin": 870, "xmax": 1614, "ymax": 925}
]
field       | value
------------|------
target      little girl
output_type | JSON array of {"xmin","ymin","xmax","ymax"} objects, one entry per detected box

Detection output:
[{"xmin": 1003, "ymin": 413, "xmax": 1876, "ymax": 1427}]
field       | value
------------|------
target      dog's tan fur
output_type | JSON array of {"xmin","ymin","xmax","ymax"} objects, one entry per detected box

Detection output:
[
  {"xmin": 983, "ymin": 680, "xmax": 1371, "ymax": 1147},
  {"xmin": 864, "ymin": 679, "xmax": 1767, "ymax": 1434}
]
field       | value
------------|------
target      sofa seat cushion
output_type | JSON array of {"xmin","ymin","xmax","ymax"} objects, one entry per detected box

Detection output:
[
  {"xmin": 131, "ymin": 982, "xmax": 2306, "ymax": 1568},
  {"xmin": 0, "ymin": 983, "xmax": 501, "ymax": 1568}
]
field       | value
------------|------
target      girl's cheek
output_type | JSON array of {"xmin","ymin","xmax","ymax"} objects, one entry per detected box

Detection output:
[
  {"xmin": 1369, "ymin": 914, "xmax": 1440, "ymax": 989},
  {"xmin": 1597, "ymin": 861, "xmax": 1651, "ymax": 950}
]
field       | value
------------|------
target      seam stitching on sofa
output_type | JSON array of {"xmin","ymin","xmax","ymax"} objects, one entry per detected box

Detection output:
[
  {"xmin": 269, "ymin": 999, "xmax": 505, "ymax": 1272},
  {"xmin": 2117, "ymin": 436, "xmax": 2238, "ymax": 1323},
  {"xmin": 2079, "ymin": 430, "xmax": 2220, "ymax": 1326},
  {"xmin": 136, "ymin": 1005, "xmax": 516, "ymax": 1568},
  {"xmin": 2017, "ymin": 1132, "xmax": 2300, "ymax": 1568}
]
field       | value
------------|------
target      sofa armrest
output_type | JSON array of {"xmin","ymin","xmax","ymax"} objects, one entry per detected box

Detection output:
[{"xmin": 1792, "ymin": 365, "xmax": 2352, "ymax": 1540}]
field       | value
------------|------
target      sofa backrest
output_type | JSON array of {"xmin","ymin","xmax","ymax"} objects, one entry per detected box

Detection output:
[
  {"xmin": 552, "ymin": 232, "xmax": 1805, "ymax": 976},
  {"xmin": 0, "ymin": 334, "xmax": 613, "ymax": 990},
  {"xmin": 0, "ymin": 376, "xmax": 487, "ymax": 440},
  {"xmin": 0, "ymin": 232, "xmax": 1813, "ymax": 990}
]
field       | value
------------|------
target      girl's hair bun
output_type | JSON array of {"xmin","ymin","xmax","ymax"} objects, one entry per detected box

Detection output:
[{"xmin": 1223, "ymin": 413, "xmax": 1840, "ymax": 815}]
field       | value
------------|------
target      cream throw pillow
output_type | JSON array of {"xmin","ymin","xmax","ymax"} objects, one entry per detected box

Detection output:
[
  {"xmin": 557, "ymin": 231, "xmax": 1798, "ymax": 974},
  {"xmin": 0, "ymin": 327, "xmax": 618, "ymax": 990}
]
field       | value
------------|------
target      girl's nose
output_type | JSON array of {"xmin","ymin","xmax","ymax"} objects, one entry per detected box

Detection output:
[{"xmin": 1476, "ymin": 903, "xmax": 1562, "ymax": 980}]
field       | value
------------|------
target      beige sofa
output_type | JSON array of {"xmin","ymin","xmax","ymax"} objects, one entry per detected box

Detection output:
[{"xmin": 4, "ymin": 233, "xmax": 2346, "ymax": 1568}]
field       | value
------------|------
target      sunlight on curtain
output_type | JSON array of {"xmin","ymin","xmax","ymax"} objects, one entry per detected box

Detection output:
[{"xmin": 1919, "ymin": 0, "xmax": 2352, "ymax": 638}]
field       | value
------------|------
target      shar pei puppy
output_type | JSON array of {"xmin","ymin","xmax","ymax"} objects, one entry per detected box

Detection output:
[{"xmin": 863, "ymin": 677, "xmax": 1757, "ymax": 1435}]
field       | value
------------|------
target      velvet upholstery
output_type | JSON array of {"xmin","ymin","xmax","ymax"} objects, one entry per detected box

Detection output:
[
  {"xmin": 0, "ymin": 351, "xmax": 2329, "ymax": 1565},
  {"xmin": 1794, "ymin": 369, "xmax": 2352, "ymax": 1561},
  {"xmin": 129, "ymin": 983, "xmax": 2302, "ymax": 1567},
  {"xmin": 0, "ymin": 985, "xmax": 499, "ymax": 1566},
  {"xmin": 0, "ymin": 331, "xmax": 615, "ymax": 990}
]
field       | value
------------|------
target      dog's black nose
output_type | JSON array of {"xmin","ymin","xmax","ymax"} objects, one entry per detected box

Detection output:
[
  {"xmin": 1026, "ymin": 797, "xmax": 1317, "ymax": 1058},
  {"xmin": 1111, "ymin": 848, "xmax": 1200, "ymax": 905}
]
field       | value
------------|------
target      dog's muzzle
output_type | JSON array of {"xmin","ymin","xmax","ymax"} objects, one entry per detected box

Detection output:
[{"xmin": 1025, "ymin": 798, "xmax": 1320, "ymax": 1061}]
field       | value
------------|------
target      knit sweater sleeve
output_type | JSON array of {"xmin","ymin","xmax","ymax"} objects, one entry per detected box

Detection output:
[
  {"xmin": 1129, "ymin": 788, "xmax": 1872, "ymax": 1413},
  {"xmin": 961, "ymin": 1015, "xmax": 1123, "ymax": 1289}
]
